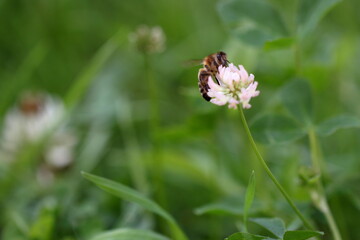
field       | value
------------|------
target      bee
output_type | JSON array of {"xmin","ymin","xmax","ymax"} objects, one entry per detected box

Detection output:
[{"xmin": 198, "ymin": 51, "xmax": 229, "ymax": 101}]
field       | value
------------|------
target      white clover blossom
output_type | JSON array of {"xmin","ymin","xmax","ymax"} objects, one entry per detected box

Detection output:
[
  {"xmin": 129, "ymin": 25, "xmax": 166, "ymax": 54},
  {"xmin": 0, "ymin": 92, "xmax": 77, "ymax": 170},
  {"xmin": 207, "ymin": 63, "xmax": 259, "ymax": 109}
]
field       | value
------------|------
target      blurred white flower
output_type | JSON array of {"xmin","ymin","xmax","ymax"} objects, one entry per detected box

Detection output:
[
  {"xmin": 207, "ymin": 63, "xmax": 260, "ymax": 109},
  {"xmin": 0, "ymin": 92, "xmax": 77, "ymax": 171},
  {"xmin": 129, "ymin": 25, "xmax": 166, "ymax": 54}
]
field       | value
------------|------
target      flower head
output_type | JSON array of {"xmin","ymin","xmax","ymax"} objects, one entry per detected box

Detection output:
[
  {"xmin": 0, "ymin": 91, "xmax": 77, "ymax": 169},
  {"xmin": 129, "ymin": 25, "xmax": 166, "ymax": 54},
  {"xmin": 207, "ymin": 63, "xmax": 259, "ymax": 109}
]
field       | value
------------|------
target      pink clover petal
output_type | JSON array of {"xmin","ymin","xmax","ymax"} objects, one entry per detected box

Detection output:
[
  {"xmin": 228, "ymin": 103, "xmax": 238, "ymax": 109},
  {"xmin": 238, "ymin": 65, "xmax": 249, "ymax": 81},
  {"xmin": 224, "ymin": 78, "xmax": 235, "ymax": 91},
  {"xmin": 210, "ymin": 96, "xmax": 228, "ymax": 106},
  {"xmin": 239, "ymin": 88, "xmax": 250, "ymax": 100},
  {"xmin": 245, "ymin": 82, "xmax": 260, "ymax": 97},
  {"xmin": 229, "ymin": 97, "xmax": 239, "ymax": 104},
  {"xmin": 207, "ymin": 91, "xmax": 216, "ymax": 98},
  {"xmin": 208, "ymin": 89, "xmax": 226, "ymax": 99},
  {"xmin": 209, "ymin": 90, "xmax": 229, "ymax": 105},
  {"xmin": 213, "ymin": 91, "xmax": 227, "ymax": 100},
  {"xmin": 208, "ymin": 76, "xmax": 223, "ymax": 92},
  {"xmin": 231, "ymin": 72, "xmax": 240, "ymax": 82},
  {"xmin": 221, "ymin": 71, "xmax": 231, "ymax": 85},
  {"xmin": 248, "ymin": 73, "xmax": 255, "ymax": 82},
  {"xmin": 242, "ymin": 102, "xmax": 251, "ymax": 109},
  {"xmin": 217, "ymin": 66, "xmax": 226, "ymax": 80},
  {"xmin": 228, "ymin": 63, "xmax": 236, "ymax": 70},
  {"xmin": 249, "ymin": 81, "xmax": 258, "ymax": 89},
  {"xmin": 227, "ymin": 97, "xmax": 239, "ymax": 109}
]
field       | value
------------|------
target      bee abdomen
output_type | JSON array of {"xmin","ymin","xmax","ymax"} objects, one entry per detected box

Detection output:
[{"xmin": 198, "ymin": 68, "xmax": 212, "ymax": 101}]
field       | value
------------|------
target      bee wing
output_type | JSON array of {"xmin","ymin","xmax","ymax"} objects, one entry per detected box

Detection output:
[{"xmin": 182, "ymin": 59, "xmax": 203, "ymax": 67}]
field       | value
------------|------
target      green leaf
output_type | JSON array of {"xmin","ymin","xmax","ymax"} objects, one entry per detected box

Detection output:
[
  {"xmin": 28, "ymin": 201, "xmax": 57, "ymax": 240},
  {"xmin": 226, "ymin": 232, "xmax": 269, "ymax": 240},
  {"xmin": 218, "ymin": 0, "xmax": 287, "ymax": 46},
  {"xmin": 297, "ymin": 0, "xmax": 342, "ymax": 40},
  {"xmin": 81, "ymin": 172, "xmax": 187, "ymax": 240},
  {"xmin": 280, "ymin": 79, "xmax": 313, "ymax": 124},
  {"xmin": 251, "ymin": 114, "xmax": 306, "ymax": 144},
  {"xmin": 283, "ymin": 230, "xmax": 324, "ymax": 240},
  {"xmin": 243, "ymin": 171, "xmax": 255, "ymax": 231},
  {"xmin": 233, "ymin": 29, "xmax": 276, "ymax": 47},
  {"xmin": 250, "ymin": 218, "xmax": 285, "ymax": 238},
  {"xmin": 264, "ymin": 38, "xmax": 294, "ymax": 51},
  {"xmin": 316, "ymin": 115, "xmax": 360, "ymax": 136},
  {"xmin": 82, "ymin": 172, "xmax": 173, "ymax": 222},
  {"xmin": 90, "ymin": 228, "xmax": 169, "ymax": 240},
  {"xmin": 194, "ymin": 202, "xmax": 243, "ymax": 216}
]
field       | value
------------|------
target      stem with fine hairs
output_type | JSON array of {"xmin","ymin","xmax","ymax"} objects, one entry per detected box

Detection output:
[
  {"xmin": 308, "ymin": 129, "xmax": 342, "ymax": 240},
  {"xmin": 238, "ymin": 107, "xmax": 313, "ymax": 230}
]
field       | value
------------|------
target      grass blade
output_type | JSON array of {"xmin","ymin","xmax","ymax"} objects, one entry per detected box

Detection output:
[
  {"xmin": 243, "ymin": 171, "xmax": 255, "ymax": 232},
  {"xmin": 81, "ymin": 172, "xmax": 188, "ymax": 240},
  {"xmin": 90, "ymin": 228, "xmax": 169, "ymax": 240}
]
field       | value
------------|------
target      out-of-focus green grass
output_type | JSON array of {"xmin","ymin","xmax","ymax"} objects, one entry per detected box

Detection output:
[{"xmin": 0, "ymin": 0, "xmax": 360, "ymax": 240}]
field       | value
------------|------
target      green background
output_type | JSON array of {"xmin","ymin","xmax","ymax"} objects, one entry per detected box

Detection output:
[{"xmin": 0, "ymin": 0, "xmax": 359, "ymax": 239}]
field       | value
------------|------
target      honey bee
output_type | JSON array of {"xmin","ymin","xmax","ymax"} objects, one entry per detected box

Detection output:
[{"xmin": 198, "ymin": 51, "xmax": 229, "ymax": 101}]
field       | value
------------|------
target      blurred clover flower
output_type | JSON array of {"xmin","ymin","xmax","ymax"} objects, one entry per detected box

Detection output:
[
  {"xmin": 129, "ymin": 25, "xmax": 166, "ymax": 54},
  {"xmin": 207, "ymin": 64, "xmax": 259, "ymax": 109},
  {"xmin": 0, "ymin": 92, "xmax": 77, "ymax": 186}
]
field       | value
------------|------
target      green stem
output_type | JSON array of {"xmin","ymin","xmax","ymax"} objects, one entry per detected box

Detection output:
[
  {"xmin": 323, "ymin": 206, "xmax": 342, "ymax": 240},
  {"xmin": 239, "ymin": 108, "xmax": 313, "ymax": 230},
  {"xmin": 120, "ymin": 100, "xmax": 149, "ymax": 195},
  {"xmin": 145, "ymin": 54, "xmax": 166, "ymax": 202},
  {"xmin": 144, "ymin": 54, "xmax": 170, "ymax": 235},
  {"xmin": 308, "ymin": 129, "xmax": 342, "ymax": 240}
]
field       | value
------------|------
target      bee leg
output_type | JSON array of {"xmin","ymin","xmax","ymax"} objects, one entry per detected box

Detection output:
[
  {"xmin": 203, "ymin": 93, "xmax": 211, "ymax": 101},
  {"xmin": 214, "ymin": 75, "xmax": 220, "ymax": 85}
]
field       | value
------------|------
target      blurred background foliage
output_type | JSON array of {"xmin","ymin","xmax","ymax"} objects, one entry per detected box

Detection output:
[{"xmin": 0, "ymin": 0, "xmax": 360, "ymax": 239}]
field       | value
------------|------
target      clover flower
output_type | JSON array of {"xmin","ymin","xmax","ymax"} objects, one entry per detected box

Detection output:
[
  {"xmin": 1, "ymin": 92, "xmax": 65, "ymax": 151},
  {"xmin": 129, "ymin": 25, "xmax": 166, "ymax": 54},
  {"xmin": 0, "ymin": 92, "xmax": 77, "ymax": 186},
  {"xmin": 207, "ymin": 64, "xmax": 259, "ymax": 109}
]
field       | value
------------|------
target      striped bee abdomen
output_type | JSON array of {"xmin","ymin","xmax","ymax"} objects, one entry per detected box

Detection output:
[{"xmin": 198, "ymin": 68, "xmax": 212, "ymax": 101}]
